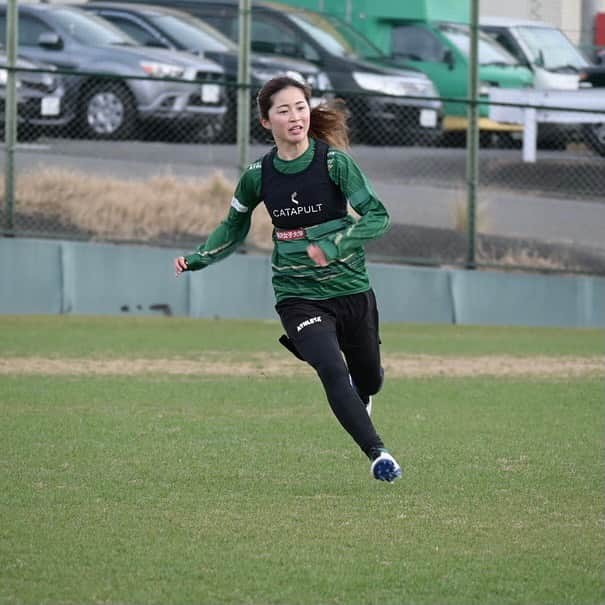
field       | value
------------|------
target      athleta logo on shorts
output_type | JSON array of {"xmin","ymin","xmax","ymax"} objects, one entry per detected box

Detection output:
[{"xmin": 296, "ymin": 316, "xmax": 322, "ymax": 332}]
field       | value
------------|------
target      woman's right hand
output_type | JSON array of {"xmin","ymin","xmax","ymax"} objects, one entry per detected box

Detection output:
[
  {"xmin": 174, "ymin": 256, "xmax": 188, "ymax": 276},
  {"xmin": 307, "ymin": 244, "xmax": 328, "ymax": 267}
]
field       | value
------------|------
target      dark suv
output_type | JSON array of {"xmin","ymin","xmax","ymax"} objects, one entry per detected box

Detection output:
[
  {"xmin": 98, "ymin": 0, "xmax": 443, "ymax": 145},
  {"xmin": 83, "ymin": 2, "xmax": 328, "ymax": 141}
]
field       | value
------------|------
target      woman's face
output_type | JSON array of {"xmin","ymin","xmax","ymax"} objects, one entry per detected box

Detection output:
[{"xmin": 261, "ymin": 86, "xmax": 310, "ymax": 146}]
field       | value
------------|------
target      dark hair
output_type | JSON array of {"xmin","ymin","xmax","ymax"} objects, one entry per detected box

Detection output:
[{"xmin": 256, "ymin": 76, "xmax": 349, "ymax": 150}]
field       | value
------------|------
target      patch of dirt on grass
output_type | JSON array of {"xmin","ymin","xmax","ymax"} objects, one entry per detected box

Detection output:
[{"xmin": 0, "ymin": 354, "xmax": 602, "ymax": 378}]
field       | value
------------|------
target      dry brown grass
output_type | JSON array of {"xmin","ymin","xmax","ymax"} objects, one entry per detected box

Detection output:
[
  {"xmin": 2, "ymin": 167, "xmax": 593, "ymax": 273},
  {"xmin": 484, "ymin": 247, "xmax": 568, "ymax": 271},
  {"xmin": 3, "ymin": 166, "xmax": 274, "ymax": 249},
  {"xmin": 0, "ymin": 353, "xmax": 602, "ymax": 378},
  {"xmin": 452, "ymin": 196, "xmax": 489, "ymax": 233}
]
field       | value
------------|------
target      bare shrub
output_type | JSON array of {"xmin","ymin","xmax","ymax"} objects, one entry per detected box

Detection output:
[
  {"xmin": 478, "ymin": 243, "xmax": 569, "ymax": 271},
  {"xmin": 452, "ymin": 196, "xmax": 489, "ymax": 233},
  {"xmin": 4, "ymin": 166, "xmax": 274, "ymax": 249}
]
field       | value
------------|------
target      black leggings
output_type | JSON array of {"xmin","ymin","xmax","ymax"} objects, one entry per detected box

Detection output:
[{"xmin": 276, "ymin": 290, "xmax": 385, "ymax": 459}]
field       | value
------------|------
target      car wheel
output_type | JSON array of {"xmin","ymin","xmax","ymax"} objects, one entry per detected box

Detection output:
[
  {"xmin": 80, "ymin": 82, "xmax": 136, "ymax": 140},
  {"xmin": 582, "ymin": 123, "xmax": 605, "ymax": 157},
  {"xmin": 186, "ymin": 118, "xmax": 225, "ymax": 143},
  {"xmin": 438, "ymin": 131, "xmax": 466, "ymax": 147}
]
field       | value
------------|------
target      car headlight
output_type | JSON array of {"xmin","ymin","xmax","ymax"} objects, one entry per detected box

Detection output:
[
  {"xmin": 305, "ymin": 71, "xmax": 331, "ymax": 92},
  {"xmin": 479, "ymin": 81, "xmax": 492, "ymax": 96},
  {"xmin": 352, "ymin": 71, "xmax": 437, "ymax": 97},
  {"xmin": 0, "ymin": 69, "xmax": 7, "ymax": 85},
  {"xmin": 41, "ymin": 73, "xmax": 57, "ymax": 90},
  {"xmin": 140, "ymin": 62, "xmax": 185, "ymax": 79}
]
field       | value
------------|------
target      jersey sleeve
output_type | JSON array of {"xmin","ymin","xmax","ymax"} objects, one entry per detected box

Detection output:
[
  {"xmin": 184, "ymin": 163, "xmax": 263, "ymax": 270},
  {"xmin": 317, "ymin": 148, "xmax": 390, "ymax": 261}
]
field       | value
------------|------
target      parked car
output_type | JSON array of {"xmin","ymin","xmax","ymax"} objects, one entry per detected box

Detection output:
[
  {"xmin": 0, "ymin": 3, "xmax": 227, "ymax": 140},
  {"xmin": 480, "ymin": 17, "xmax": 605, "ymax": 155},
  {"xmin": 267, "ymin": 0, "xmax": 532, "ymax": 144},
  {"xmin": 104, "ymin": 0, "xmax": 444, "ymax": 145},
  {"xmin": 81, "ymin": 1, "xmax": 328, "ymax": 141},
  {"xmin": 0, "ymin": 53, "xmax": 73, "ymax": 138}
]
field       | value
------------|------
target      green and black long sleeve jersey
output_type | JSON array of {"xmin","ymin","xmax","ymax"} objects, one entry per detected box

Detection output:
[{"xmin": 184, "ymin": 138, "xmax": 390, "ymax": 303}]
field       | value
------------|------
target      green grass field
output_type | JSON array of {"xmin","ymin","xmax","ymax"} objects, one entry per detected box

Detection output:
[{"xmin": 0, "ymin": 316, "xmax": 603, "ymax": 605}]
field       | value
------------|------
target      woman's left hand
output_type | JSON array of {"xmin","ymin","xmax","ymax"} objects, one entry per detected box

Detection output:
[{"xmin": 307, "ymin": 244, "xmax": 328, "ymax": 267}]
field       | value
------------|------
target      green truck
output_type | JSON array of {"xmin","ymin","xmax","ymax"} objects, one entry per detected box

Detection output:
[{"xmin": 275, "ymin": 0, "xmax": 534, "ymax": 138}]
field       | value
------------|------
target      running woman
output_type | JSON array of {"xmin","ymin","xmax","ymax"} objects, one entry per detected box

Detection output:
[{"xmin": 175, "ymin": 76, "xmax": 401, "ymax": 482}]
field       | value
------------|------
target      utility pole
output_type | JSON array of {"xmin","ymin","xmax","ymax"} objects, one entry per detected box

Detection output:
[
  {"xmin": 466, "ymin": 0, "xmax": 479, "ymax": 269},
  {"xmin": 4, "ymin": 0, "xmax": 18, "ymax": 234},
  {"xmin": 237, "ymin": 0, "xmax": 251, "ymax": 173}
]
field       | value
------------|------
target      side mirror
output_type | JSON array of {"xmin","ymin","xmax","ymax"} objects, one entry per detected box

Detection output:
[
  {"xmin": 443, "ymin": 48, "xmax": 455, "ymax": 70},
  {"xmin": 38, "ymin": 32, "xmax": 63, "ymax": 50}
]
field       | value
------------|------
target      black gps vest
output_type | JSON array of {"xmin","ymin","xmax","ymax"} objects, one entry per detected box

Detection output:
[{"xmin": 260, "ymin": 139, "xmax": 348, "ymax": 229}]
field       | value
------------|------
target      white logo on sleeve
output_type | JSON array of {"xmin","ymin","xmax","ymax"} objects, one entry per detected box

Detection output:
[
  {"xmin": 296, "ymin": 315, "xmax": 322, "ymax": 332},
  {"xmin": 230, "ymin": 197, "xmax": 248, "ymax": 213}
]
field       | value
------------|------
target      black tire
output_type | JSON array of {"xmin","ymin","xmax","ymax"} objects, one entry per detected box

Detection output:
[
  {"xmin": 184, "ymin": 118, "xmax": 225, "ymax": 143},
  {"xmin": 438, "ymin": 131, "xmax": 466, "ymax": 147},
  {"xmin": 582, "ymin": 123, "xmax": 605, "ymax": 157},
  {"xmin": 80, "ymin": 81, "xmax": 136, "ymax": 140}
]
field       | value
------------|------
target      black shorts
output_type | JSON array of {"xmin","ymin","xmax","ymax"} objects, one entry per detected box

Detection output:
[{"xmin": 275, "ymin": 289, "xmax": 381, "ymax": 370}]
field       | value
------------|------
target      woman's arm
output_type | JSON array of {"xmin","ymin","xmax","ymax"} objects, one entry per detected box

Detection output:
[
  {"xmin": 175, "ymin": 167, "xmax": 262, "ymax": 273},
  {"xmin": 314, "ymin": 149, "xmax": 390, "ymax": 262}
]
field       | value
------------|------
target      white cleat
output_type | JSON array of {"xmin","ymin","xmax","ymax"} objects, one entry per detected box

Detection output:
[{"xmin": 370, "ymin": 451, "xmax": 402, "ymax": 482}]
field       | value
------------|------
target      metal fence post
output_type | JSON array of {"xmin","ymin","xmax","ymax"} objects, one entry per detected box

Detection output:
[
  {"xmin": 237, "ymin": 0, "xmax": 251, "ymax": 173},
  {"xmin": 466, "ymin": 0, "xmax": 480, "ymax": 269},
  {"xmin": 4, "ymin": 0, "xmax": 18, "ymax": 234}
]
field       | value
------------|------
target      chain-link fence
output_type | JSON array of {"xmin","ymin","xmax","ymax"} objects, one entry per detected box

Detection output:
[{"xmin": 2, "ymin": 67, "xmax": 604, "ymax": 276}]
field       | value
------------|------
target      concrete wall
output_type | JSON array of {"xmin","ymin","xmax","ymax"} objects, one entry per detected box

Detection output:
[{"xmin": 1, "ymin": 238, "xmax": 604, "ymax": 327}]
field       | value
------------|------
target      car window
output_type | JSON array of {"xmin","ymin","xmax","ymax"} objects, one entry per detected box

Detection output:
[
  {"xmin": 485, "ymin": 30, "xmax": 524, "ymax": 62},
  {"xmin": 321, "ymin": 14, "xmax": 386, "ymax": 60},
  {"xmin": 150, "ymin": 14, "xmax": 236, "ymax": 53},
  {"xmin": 49, "ymin": 8, "xmax": 138, "ymax": 46},
  {"xmin": 392, "ymin": 25, "xmax": 446, "ymax": 61},
  {"xmin": 300, "ymin": 40, "xmax": 320, "ymax": 62},
  {"xmin": 288, "ymin": 13, "xmax": 356, "ymax": 58},
  {"xmin": 101, "ymin": 15, "xmax": 162, "ymax": 47},
  {"xmin": 514, "ymin": 26, "xmax": 589, "ymax": 69},
  {"xmin": 18, "ymin": 14, "xmax": 53, "ymax": 46},
  {"xmin": 251, "ymin": 17, "xmax": 301, "ymax": 58},
  {"xmin": 439, "ymin": 23, "xmax": 521, "ymax": 65},
  {"xmin": 193, "ymin": 13, "xmax": 236, "ymax": 41}
]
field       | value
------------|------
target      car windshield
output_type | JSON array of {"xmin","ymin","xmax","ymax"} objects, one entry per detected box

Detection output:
[
  {"xmin": 320, "ymin": 14, "xmax": 387, "ymax": 60},
  {"xmin": 514, "ymin": 26, "xmax": 589, "ymax": 70},
  {"xmin": 150, "ymin": 13, "xmax": 237, "ymax": 53},
  {"xmin": 50, "ymin": 8, "xmax": 138, "ymax": 46},
  {"xmin": 287, "ymin": 12, "xmax": 360, "ymax": 58},
  {"xmin": 439, "ymin": 23, "xmax": 521, "ymax": 66}
]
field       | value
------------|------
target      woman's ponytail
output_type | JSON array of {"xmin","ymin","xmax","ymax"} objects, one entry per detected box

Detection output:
[{"xmin": 309, "ymin": 99, "xmax": 350, "ymax": 151}]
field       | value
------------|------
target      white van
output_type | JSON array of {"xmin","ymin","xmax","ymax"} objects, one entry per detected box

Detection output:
[
  {"xmin": 480, "ymin": 17, "xmax": 605, "ymax": 151},
  {"xmin": 480, "ymin": 17, "xmax": 593, "ymax": 91}
]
